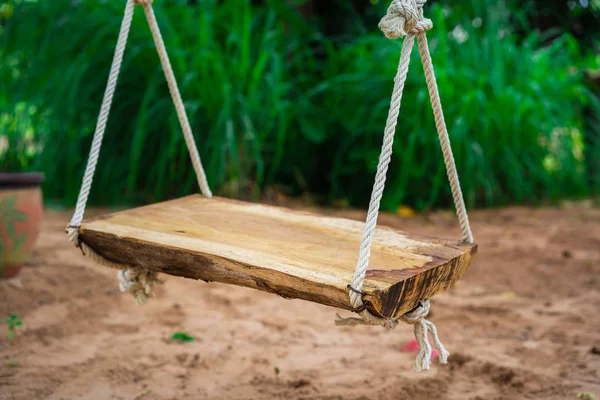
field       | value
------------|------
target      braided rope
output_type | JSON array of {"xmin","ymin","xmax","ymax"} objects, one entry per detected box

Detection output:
[
  {"xmin": 347, "ymin": 33, "xmax": 417, "ymax": 328},
  {"xmin": 69, "ymin": 0, "xmax": 136, "ymax": 231},
  {"xmin": 67, "ymin": 0, "xmax": 211, "ymax": 304},
  {"xmin": 337, "ymin": 0, "xmax": 474, "ymax": 371},
  {"xmin": 417, "ymin": 32, "xmax": 473, "ymax": 243},
  {"xmin": 400, "ymin": 300, "xmax": 449, "ymax": 371},
  {"xmin": 140, "ymin": 3, "xmax": 212, "ymax": 198}
]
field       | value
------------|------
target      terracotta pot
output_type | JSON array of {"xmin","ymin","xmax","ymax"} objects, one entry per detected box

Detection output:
[{"xmin": 0, "ymin": 173, "xmax": 44, "ymax": 278}]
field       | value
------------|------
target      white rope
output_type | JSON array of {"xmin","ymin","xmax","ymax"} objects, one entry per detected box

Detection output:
[
  {"xmin": 347, "ymin": 32, "xmax": 417, "ymax": 328},
  {"xmin": 400, "ymin": 300, "xmax": 449, "ymax": 372},
  {"xmin": 335, "ymin": 299, "xmax": 449, "ymax": 371},
  {"xmin": 69, "ymin": 0, "xmax": 136, "ymax": 231},
  {"xmin": 337, "ymin": 0, "xmax": 473, "ymax": 370},
  {"xmin": 67, "ymin": 228, "xmax": 158, "ymax": 305},
  {"xmin": 140, "ymin": 3, "xmax": 212, "ymax": 198},
  {"xmin": 417, "ymin": 32, "xmax": 473, "ymax": 243},
  {"xmin": 67, "ymin": 0, "xmax": 212, "ymax": 304}
]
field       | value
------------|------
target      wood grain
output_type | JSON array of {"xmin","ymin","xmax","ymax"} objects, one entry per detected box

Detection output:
[{"xmin": 79, "ymin": 195, "xmax": 476, "ymax": 319}]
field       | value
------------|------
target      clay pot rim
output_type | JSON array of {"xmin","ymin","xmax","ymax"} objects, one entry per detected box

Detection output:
[{"xmin": 0, "ymin": 172, "xmax": 45, "ymax": 188}]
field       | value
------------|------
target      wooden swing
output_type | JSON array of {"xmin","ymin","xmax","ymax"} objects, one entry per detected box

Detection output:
[{"xmin": 67, "ymin": 0, "xmax": 476, "ymax": 371}]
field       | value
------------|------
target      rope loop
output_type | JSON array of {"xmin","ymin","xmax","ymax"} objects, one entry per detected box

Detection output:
[
  {"xmin": 335, "ymin": 299, "xmax": 449, "ymax": 371},
  {"xmin": 134, "ymin": 0, "xmax": 154, "ymax": 5},
  {"xmin": 398, "ymin": 299, "xmax": 430, "ymax": 325},
  {"xmin": 379, "ymin": 0, "xmax": 432, "ymax": 39}
]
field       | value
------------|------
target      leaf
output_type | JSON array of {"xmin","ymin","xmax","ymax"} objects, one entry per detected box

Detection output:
[
  {"xmin": 297, "ymin": 117, "xmax": 326, "ymax": 144},
  {"xmin": 11, "ymin": 211, "xmax": 28, "ymax": 222},
  {"xmin": 170, "ymin": 331, "xmax": 195, "ymax": 343},
  {"xmin": 3, "ymin": 196, "xmax": 16, "ymax": 211},
  {"xmin": 6, "ymin": 222, "xmax": 16, "ymax": 240},
  {"xmin": 13, "ymin": 233, "xmax": 26, "ymax": 251},
  {"xmin": 15, "ymin": 321, "xmax": 22, "ymax": 326}
]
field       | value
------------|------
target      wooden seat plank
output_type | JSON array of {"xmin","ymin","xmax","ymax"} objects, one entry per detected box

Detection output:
[{"xmin": 79, "ymin": 195, "xmax": 477, "ymax": 319}]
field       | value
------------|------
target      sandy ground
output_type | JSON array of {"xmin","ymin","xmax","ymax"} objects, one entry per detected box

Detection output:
[{"xmin": 1, "ymin": 203, "xmax": 599, "ymax": 400}]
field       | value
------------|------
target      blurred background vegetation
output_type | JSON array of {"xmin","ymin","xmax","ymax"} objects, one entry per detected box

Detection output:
[{"xmin": 1, "ymin": 0, "xmax": 599, "ymax": 212}]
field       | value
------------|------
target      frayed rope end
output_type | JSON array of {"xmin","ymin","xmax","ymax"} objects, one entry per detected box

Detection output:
[{"xmin": 118, "ymin": 268, "xmax": 162, "ymax": 306}]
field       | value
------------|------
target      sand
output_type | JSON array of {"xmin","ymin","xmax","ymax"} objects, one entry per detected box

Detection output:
[{"xmin": 1, "ymin": 204, "xmax": 599, "ymax": 400}]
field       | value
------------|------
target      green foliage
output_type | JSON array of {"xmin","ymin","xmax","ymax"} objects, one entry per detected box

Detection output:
[
  {"xmin": 3, "ymin": 314, "xmax": 22, "ymax": 339},
  {"xmin": 1, "ymin": 0, "xmax": 317, "ymax": 205},
  {"xmin": 0, "ymin": 102, "xmax": 44, "ymax": 172},
  {"xmin": 1, "ymin": 0, "xmax": 598, "ymax": 210},
  {"xmin": 314, "ymin": 2, "xmax": 599, "ymax": 209},
  {"xmin": 170, "ymin": 331, "xmax": 195, "ymax": 343},
  {"xmin": 0, "ymin": 195, "xmax": 28, "ymax": 253}
]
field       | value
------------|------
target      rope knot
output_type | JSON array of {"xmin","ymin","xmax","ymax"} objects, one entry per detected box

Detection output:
[
  {"xmin": 134, "ymin": 0, "xmax": 154, "ymax": 5},
  {"xmin": 379, "ymin": 0, "xmax": 432, "ymax": 39},
  {"xmin": 118, "ymin": 267, "xmax": 161, "ymax": 305}
]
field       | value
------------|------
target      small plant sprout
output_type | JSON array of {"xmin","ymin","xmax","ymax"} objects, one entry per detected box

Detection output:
[
  {"xmin": 3, "ymin": 314, "xmax": 22, "ymax": 339},
  {"xmin": 170, "ymin": 331, "xmax": 195, "ymax": 343}
]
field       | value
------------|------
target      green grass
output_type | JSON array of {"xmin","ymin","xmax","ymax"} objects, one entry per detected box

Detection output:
[
  {"xmin": 1, "ymin": 0, "xmax": 598, "ymax": 211},
  {"xmin": 312, "ymin": 2, "xmax": 599, "ymax": 209},
  {"xmin": 1, "ymin": 0, "xmax": 318, "ymax": 206}
]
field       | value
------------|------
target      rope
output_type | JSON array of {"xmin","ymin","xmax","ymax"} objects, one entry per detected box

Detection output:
[
  {"xmin": 379, "ymin": 0, "xmax": 433, "ymax": 38},
  {"xmin": 140, "ymin": 3, "xmax": 212, "ymax": 198},
  {"xmin": 337, "ymin": 0, "xmax": 474, "ymax": 371},
  {"xmin": 118, "ymin": 268, "xmax": 161, "ymax": 305},
  {"xmin": 67, "ymin": 227, "xmax": 158, "ymax": 305},
  {"xmin": 400, "ymin": 300, "xmax": 449, "ymax": 372},
  {"xmin": 67, "ymin": 0, "xmax": 212, "ymax": 304},
  {"xmin": 69, "ymin": 0, "xmax": 136, "ymax": 231},
  {"xmin": 335, "ymin": 300, "xmax": 449, "ymax": 371},
  {"xmin": 417, "ymin": 32, "xmax": 473, "ymax": 243},
  {"xmin": 346, "ymin": 32, "xmax": 417, "ymax": 329}
]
